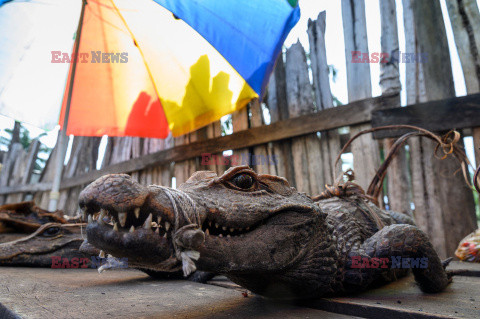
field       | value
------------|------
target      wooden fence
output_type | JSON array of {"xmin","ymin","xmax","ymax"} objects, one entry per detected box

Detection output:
[{"xmin": 1, "ymin": 0, "xmax": 480, "ymax": 259}]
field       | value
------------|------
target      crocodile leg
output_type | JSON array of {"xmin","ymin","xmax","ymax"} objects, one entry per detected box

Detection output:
[{"xmin": 345, "ymin": 224, "xmax": 451, "ymax": 293}]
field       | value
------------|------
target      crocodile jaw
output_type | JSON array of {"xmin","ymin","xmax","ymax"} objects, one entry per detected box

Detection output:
[{"xmin": 196, "ymin": 210, "xmax": 321, "ymax": 274}]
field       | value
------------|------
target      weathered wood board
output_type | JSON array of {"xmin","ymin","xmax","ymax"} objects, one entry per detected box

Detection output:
[
  {"xmin": 302, "ymin": 273, "xmax": 479, "ymax": 318},
  {"xmin": 0, "ymin": 268, "xmax": 357, "ymax": 319},
  {"xmin": 0, "ymin": 262, "xmax": 479, "ymax": 318},
  {"xmin": 372, "ymin": 93, "xmax": 480, "ymax": 139}
]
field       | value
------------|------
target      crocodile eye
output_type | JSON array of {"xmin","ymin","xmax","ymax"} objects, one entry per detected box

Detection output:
[
  {"xmin": 232, "ymin": 174, "xmax": 254, "ymax": 190},
  {"xmin": 43, "ymin": 227, "xmax": 61, "ymax": 237}
]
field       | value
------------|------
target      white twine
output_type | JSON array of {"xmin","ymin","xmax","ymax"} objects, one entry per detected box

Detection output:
[{"xmin": 157, "ymin": 186, "xmax": 202, "ymax": 276}]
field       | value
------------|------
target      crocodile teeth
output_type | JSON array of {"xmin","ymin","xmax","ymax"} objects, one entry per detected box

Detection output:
[
  {"xmin": 113, "ymin": 222, "xmax": 119, "ymax": 232},
  {"xmin": 222, "ymin": 226, "xmax": 227, "ymax": 231},
  {"xmin": 227, "ymin": 234, "xmax": 231, "ymax": 238},
  {"xmin": 218, "ymin": 234, "xmax": 223, "ymax": 238},
  {"xmin": 157, "ymin": 216, "xmax": 162, "ymax": 224},
  {"xmin": 99, "ymin": 250, "xmax": 105, "ymax": 258},
  {"xmin": 82, "ymin": 208, "xmax": 87, "ymax": 221},
  {"xmin": 215, "ymin": 223, "xmax": 219, "ymax": 229},
  {"xmin": 165, "ymin": 222, "xmax": 171, "ymax": 231},
  {"xmin": 118, "ymin": 212, "xmax": 127, "ymax": 227},
  {"xmin": 144, "ymin": 214, "xmax": 153, "ymax": 229},
  {"xmin": 134, "ymin": 208, "xmax": 141, "ymax": 219},
  {"xmin": 88, "ymin": 215, "xmax": 93, "ymax": 223},
  {"xmin": 155, "ymin": 228, "xmax": 159, "ymax": 234},
  {"xmin": 129, "ymin": 225, "xmax": 135, "ymax": 233},
  {"xmin": 208, "ymin": 221, "xmax": 212, "ymax": 227},
  {"xmin": 163, "ymin": 233, "xmax": 167, "ymax": 238},
  {"xmin": 98, "ymin": 210, "xmax": 106, "ymax": 225},
  {"xmin": 229, "ymin": 228, "xmax": 234, "ymax": 232},
  {"xmin": 205, "ymin": 229, "xmax": 210, "ymax": 236}
]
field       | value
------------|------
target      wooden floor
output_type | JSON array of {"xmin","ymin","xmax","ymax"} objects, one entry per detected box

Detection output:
[{"xmin": 0, "ymin": 262, "xmax": 478, "ymax": 318}]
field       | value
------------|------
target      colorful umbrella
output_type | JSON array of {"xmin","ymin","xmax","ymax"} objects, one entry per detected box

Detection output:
[{"xmin": 1, "ymin": 0, "xmax": 300, "ymax": 138}]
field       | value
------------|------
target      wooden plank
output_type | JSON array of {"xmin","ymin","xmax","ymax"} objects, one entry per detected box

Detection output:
[
  {"xmin": 250, "ymin": 99, "xmax": 271, "ymax": 175},
  {"xmin": 445, "ymin": 0, "xmax": 480, "ymax": 167},
  {"xmin": 58, "ymin": 136, "xmax": 101, "ymax": 214},
  {"xmin": 4, "ymin": 143, "xmax": 29, "ymax": 204},
  {"xmin": 101, "ymin": 137, "xmax": 113, "ymax": 169},
  {"xmin": 0, "ymin": 93, "xmax": 399, "ymax": 195},
  {"xmin": 403, "ymin": 0, "xmax": 477, "ymax": 259},
  {"xmin": 445, "ymin": 0, "xmax": 480, "ymax": 94},
  {"xmin": 308, "ymin": 11, "xmax": 341, "ymax": 187},
  {"xmin": 266, "ymin": 56, "xmax": 291, "ymax": 180},
  {"xmin": 379, "ymin": 0, "xmax": 411, "ymax": 214},
  {"xmin": 0, "ymin": 144, "xmax": 24, "ymax": 205},
  {"xmin": 341, "ymin": 0, "xmax": 380, "ymax": 190},
  {"xmin": 21, "ymin": 139, "xmax": 40, "ymax": 185},
  {"xmin": 300, "ymin": 271, "xmax": 480, "ymax": 319},
  {"xmin": 0, "ymin": 268, "xmax": 362, "ymax": 319},
  {"xmin": 232, "ymin": 104, "xmax": 250, "ymax": 169},
  {"xmin": 447, "ymin": 261, "xmax": 480, "ymax": 277},
  {"xmin": 372, "ymin": 93, "xmax": 480, "ymax": 139},
  {"xmin": 285, "ymin": 41, "xmax": 316, "ymax": 193},
  {"xmin": 341, "ymin": 0, "xmax": 372, "ymax": 100},
  {"xmin": 187, "ymin": 132, "xmax": 199, "ymax": 178},
  {"xmin": 173, "ymin": 134, "xmax": 188, "ymax": 186}
]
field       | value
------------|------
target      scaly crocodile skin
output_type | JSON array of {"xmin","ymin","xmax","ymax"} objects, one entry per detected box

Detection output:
[{"xmin": 79, "ymin": 166, "xmax": 451, "ymax": 299}]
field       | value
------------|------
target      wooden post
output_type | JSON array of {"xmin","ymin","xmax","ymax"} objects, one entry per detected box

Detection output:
[
  {"xmin": 8, "ymin": 121, "xmax": 21, "ymax": 151},
  {"xmin": 285, "ymin": 41, "xmax": 317, "ymax": 194},
  {"xmin": 266, "ymin": 56, "xmax": 292, "ymax": 180},
  {"xmin": 232, "ymin": 106, "xmax": 250, "ymax": 169},
  {"xmin": 0, "ymin": 143, "xmax": 25, "ymax": 204},
  {"xmin": 33, "ymin": 131, "xmax": 63, "ymax": 209},
  {"xmin": 445, "ymin": 0, "xmax": 480, "ymax": 166},
  {"xmin": 341, "ymin": 0, "xmax": 381, "ymax": 190},
  {"xmin": 5, "ymin": 139, "xmax": 40, "ymax": 203},
  {"xmin": 250, "ymin": 99, "xmax": 271, "ymax": 175},
  {"xmin": 308, "ymin": 11, "xmax": 342, "ymax": 187},
  {"xmin": 403, "ymin": 0, "xmax": 477, "ymax": 258},
  {"xmin": 56, "ymin": 136, "xmax": 100, "ymax": 214},
  {"xmin": 173, "ymin": 134, "xmax": 189, "ymax": 186},
  {"xmin": 205, "ymin": 122, "xmax": 225, "ymax": 175},
  {"xmin": 379, "ymin": 0, "xmax": 412, "ymax": 215},
  {"xmin": 21, "ymin": 139, "xmax": 40, "ymax": 186},
  {"xmin": 144, "ymin": 135, "xmax": 172, "ymax": 187}
]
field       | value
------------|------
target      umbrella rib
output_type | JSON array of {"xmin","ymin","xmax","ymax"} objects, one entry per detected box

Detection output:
[{"xmin": 108, "ymin": 0, "xmax": 164, "ymax": 110}]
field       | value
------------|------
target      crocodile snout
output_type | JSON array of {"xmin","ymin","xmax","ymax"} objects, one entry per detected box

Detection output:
[{"xmin": 79, "ymin": 174, "xmax": 150, "ymax": 211}]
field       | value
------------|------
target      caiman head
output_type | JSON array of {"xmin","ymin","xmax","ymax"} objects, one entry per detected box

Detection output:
[
  {"xmin": 0, "ymin": 223, "xmax": 90, "ymax": 267},
  {"xmin": 80, "ymin": 166, "xmax": 331, "ymax": 298}
]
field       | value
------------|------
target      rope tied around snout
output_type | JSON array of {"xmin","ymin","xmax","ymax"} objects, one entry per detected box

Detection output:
[{"xmin": 157, "ymin": 186, "xmax": 204, "ymax": 277}]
